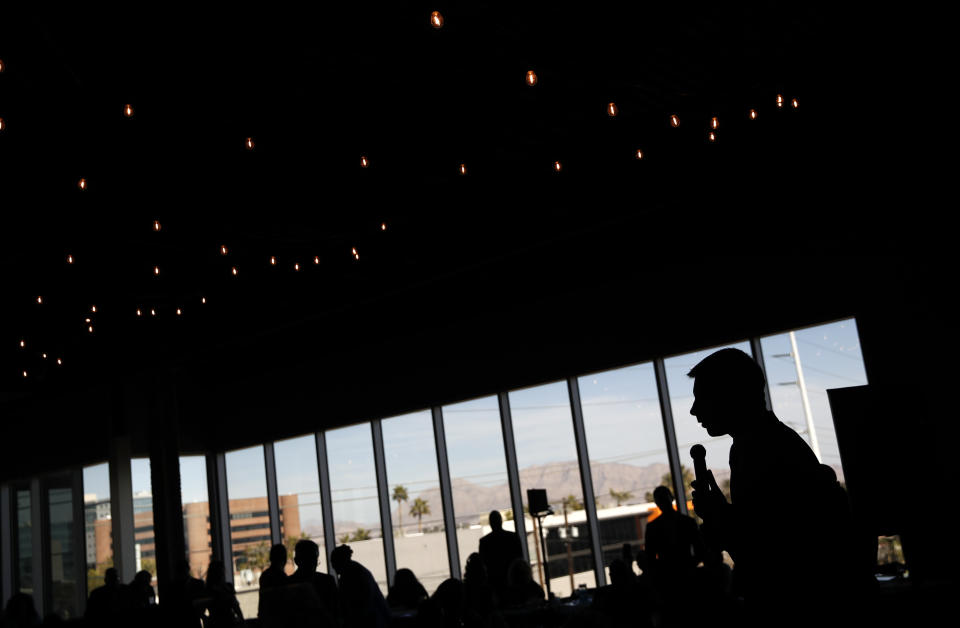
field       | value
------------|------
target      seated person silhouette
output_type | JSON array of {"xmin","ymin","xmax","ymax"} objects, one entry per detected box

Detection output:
[
  {"xmin": 478, "ymin": 510, "xmax": 523, "ymax": 600},
  {"xmin": 687, "ymin": 348, "xmax": 872, "ymax": 623},
  {"xmin": 500, "ymin": 558, "xmax": 544, "ymax": 608},
  {"xmin": 330, "ymin": 544, "xmax": 390, "ymax": 628},
  {"xmin": 202, "ymin": 560, "xmax": 243, "ymax": 627},
  {"xmin": 462, "ymin": 552, "xmax": 496, "ymax": 623},
  {"xmin": 387, "ymin": 568, "xmax": 428, "ymax": 611},
  {"xmin": 290, "ymin": 539, "xmax": 340, "ymax": 625},
  {"xmin": 85, "ymin": 567, "xmax": 122, "ymax": 625},
  {"xmin": 644, "ymin": 486, "xmax": 704, "ymax": 594},
  {"xmin": 591, "ymin": 559, "xmax": 642, "ymax": 627},
  {"xmin": 3, "ymin": 592, "xmax": 41, "ymax": 628}
]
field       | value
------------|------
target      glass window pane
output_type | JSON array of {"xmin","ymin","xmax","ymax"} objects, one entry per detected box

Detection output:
[
  {"xmin": 509, "ymin": 381, "xmax": 595, "ymax": 597},
  {"xmin": 760, "ymin": 319, "xmax": 868, "ymax": 482},
  {"xmin": 83, "ymin": 463, "xmax": 113, "ymax": 593},
  {"xmin": 326, "ymin": 424, "xmax": 388, "ymax": 595},
  {"xmin": 579, "ymin": 363, "xmax": 669, "ymax": 575},
  {"xmin": 274, "ymin": 435, "xmax": 325, "ymax": 575},
  {"xmin": 15, "ymin": 488, "xmax": 33, "ymax": 594},
  {"xmin": 665, "ymin": 341, "xmax": 752, "ymax": 506},
  {"xmin": 381, "ymin": 411, "xmax": 449, "ymax": 594},
  {"xmin": 48, "ymin": 480, "xmax": 80, "ymax": 619},
  {"xmin": 130, "ymin": 458, "xmax": 158, "ymax": 594},
  {"xmin": 225, "ymin": 445, "xmax": 270, "ymax": 619},
  {"xmin": 442, "ymin": 396, "xmax": 511, "ymax": 581},
  {"xmin": 180, "ymin": 456, "xmax": 212, "ymax": 580}
]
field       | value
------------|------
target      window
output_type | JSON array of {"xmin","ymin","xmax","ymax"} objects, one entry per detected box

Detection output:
[
  {"xmin": 224, "ymin": 446, "xmax": 270, "ymax": 618},
  {"xmin": 509, "ymin": 381, "xmax": 595, "ymax": 597},
  {"xmin": 381, "ymin": 411, "xmax": 450, "ymax": 593},
  {"xmin": 442, "ymin": 396, "xmax": 512, "ymax": 576},
  {"xmin": 325, "ymin": 423, "xmax": 388, "ymax": 594},
  {"xmin": 15, "ymin": 488, "xmax": 33, "ymax": 595},
  {"xmin": 179, "ymin": 456, "xmax": 212, "ymax": 579},
  {"xmin": 274, "ymin": 435, "xmax": 326, "ymax": 575},
  {"xmin": 579, "ymin": 363, "xmax": 669, "ymax": 571},
  {"xmin": 130, "ymin": 458, "xmax": 157, "ymax": 590},
  {"xmin": 47, "ymin": 479, "xmax": 80, "ymax": 619},
  {"xmin": 82, "ymin": 463, "xmax": 113, "ymax": 592}
]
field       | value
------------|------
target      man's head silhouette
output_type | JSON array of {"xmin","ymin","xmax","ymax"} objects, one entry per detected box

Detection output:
[
  {"xmin": 294, "ymin": 539, "xmax": 319, "ymax": 572},
  {"xmin": 653, "ymin": 486, "xmax": 675, "ymax": 513},
  {"xmin": 688, "ymin": 348, "xmax": 766, "ymax": 437},
  {"xmin": 488, "ymin": 510, "xmax": 503, "ymax": 531},
  {"xmin": 269, "ymin": 543, "xmax": 287, "ymax": 568}
]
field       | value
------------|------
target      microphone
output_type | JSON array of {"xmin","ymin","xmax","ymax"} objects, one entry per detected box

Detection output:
[{"xmin": 690, "ymin": 444, "xmax": 710, "ymax": 495}]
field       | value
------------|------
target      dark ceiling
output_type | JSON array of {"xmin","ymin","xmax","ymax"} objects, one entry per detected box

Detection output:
[{"xmin": 0, "ymin": 3, "xmax": 923, "ymax": 463}]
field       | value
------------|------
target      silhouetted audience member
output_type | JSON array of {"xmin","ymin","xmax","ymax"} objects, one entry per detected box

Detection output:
[
  {"xmin": 330, "ymin": 544, "xmax": 389, "ymax": 628},
  {"xmin": 288, "ymin": 539, "xmax": 339, "ymax": 625},
  {"xmin": 128, "ymin": 570, "xmax": 157, "ymax": 608},
  {"xmin": 85, "ymin": 567, "xmax": 122, "ymax": 626},
  {"xmin": 478, "ymin": 510, "xmax": 523, "ymax": 601},
  {"xmin": 592, "ymin": 559, "xmax": 644, "ymax": 627},
  {"xmin": 645, "ymin": 486, "xmax": 704, "ymax": 599},
  {"xmin": 2, "ymin": 593, "xmax": 40, "ymax": 628},
  {"xmin": 687, "ymin": 348, "xmax": 874, "ymax": 625},
  {"xmin": 462, "ymin": 553, "xmax": 499, "ymax": 627},
  {"xmin": 203, "ymin": 560, "xmax": 243, "ymax": 627},
  {"xmin": 387, "ymin": 568, "xmax": 428, "ymax": 610},
  {"xmin": 168, "ymin": 560, "xmax": 205, "ymax": 628},
  {"xmin": 501, "ymin": 558, "xmax": 544, "ymax": 608},
  {"xmin": 258, "ymin": 543, "xmax": 289, "ymax": 621},
  {"xmin": 419, "ymin": 578, "xmax": 463, "ymax": 628}
]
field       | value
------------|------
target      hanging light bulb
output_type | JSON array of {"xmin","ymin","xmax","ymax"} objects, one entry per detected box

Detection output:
[
  {"xmin": 554, "ymin": 160, "xmax": 562, "ymax": 172},
  {"xmin": 91, "ymin": 305, "xmax": 97, "ymax": 313},
  {"xmin": 36, "ymin": 296, "xmax": 43, "ymax": 305},
  {"xmin": 153, "ymin": 220, "xmax": 161, "ymax": 231},
  {"xmin": 607, "ymin": 102, "xmax": 619, "ymax": 117},
  {"xmin": 20, "ymin": 340, "xmax": 25, "ymax": 348},
  {"xmin": 245, "ymin": 137, "xmax": 255, "ymax": 150},
  {"xmin": 670, "ymin": 114, "xmax": 680, "ymax": 128},
  {"xmin": 78, "ymin": 178, "xmax": 87, "ymax": 190},
  {"xmin": 124, "ymin": 104, "xmax": 134, "ymax": 117},
  {"xmin": 231, "ymin": 266, "xmax": 238, "ymax": 276},
  {"xmin": 0, "ymin": 59, "xmax": 4, "ymax": 72},
  {"xmin": 460, "ymin": 163, "xmax": 466, "ymax": 175},
  {"xmin": 42, "ymin": 353, "xmax": 48, "ymax": 359},
  {"xmin": 85, "ymin": 318, "xmax": 91, "ymax": 323},
  {"xmin": 150, "ymin": 308, "xmax": 156, "ymax": 316},
  {"xmin": 67, "ymin": 254, "xmax": 74, "ymax": 264},
  {"xmin": 201, "ymin": 297, "xmax": 207, "ymax": 304},
  {"xmin": 381, "ymin": 222, "xmax": 387, "ymax": 231},
  {"xmin": 526, "ymin": 70, "xmax": 537, "ymax": 86},
  {"xmin": 294, "ymin": 262, "xmax": 300, "ymax": 271},
  {"xmin": 361, "ymin": 155, "xmax": 369, "ymax": 168},
  {"xmin": 352, "ymin": 247, "xmax": 359, "ymax": 260},
  {"xmin": 56, "ymin": 358, "xmax": 62, "ymax": 366},
  {"xmin": 23, "ymin": 370, "xmax": 27, "ymax": 378},
  {"xmin": 791, "ymin": 97, "xmax": 799, "ymax": 109},
  {"xmin": 153, "ymin": 266, "xmax": 160, "ymax": 276},
  {"xmin": 776, "ymin": 94, "xmax": 784, "ymax": 108},
  {"xmin": 430, "ymin": 10, "xmax": 444, "ymax": 28},
  {"xmin": 749, "ymin": 109, "xmax": 758, "ymax": 120},
  {"xmin": 314, "ymin": 256, "xmax": 320, "ymax": 265},
  {"xmin": 708, "ymin": 131, "xmax": 716, "ymax": 142},
  {"xmin": 710, "ymin": 117, "xmax": 719, "ymax": 130},
  {"xmin": 88, "ymin": 325, "xmax": 94, "ymax": 333},
  {"xmin": 635, "ymin": 149, "xmax": 644, "ymax": 160},
  {"xmin": 136, "ymin": 308, "xmax": 142, "ymax": 316},
  {"xmin": 270, "ymin": 256, "xmax": 276, "ymax": 266},
  {"xmin": 221, "ymin": 245, "xmax": 228, "ymax": 255},
  {"xmin": 0, "ymin": 118, "xmax": 5, "ymax": 132},
  {"xmin": 176, "ymin": 308, "xmax": 182, "ymax": 316}
]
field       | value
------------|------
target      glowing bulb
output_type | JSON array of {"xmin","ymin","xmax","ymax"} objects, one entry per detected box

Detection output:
[
  {"xmin": 352, "ymin": 247, "xmax": 359, "ymax": 260},
  {"xmin": 708, "ymin": 131, "xmax": 716, "ymax": 142},
  {"xmin": 19, "ymin": 340, "xmax": 25, "ymax": 348},
  {"xmin": 78, "ymin": 178, "xmax": 87, "ymax": 190},
  {"xmin": 0, "ymin": 118, "xmax": 5, "ymax": 132},
  {"xmin": 270, "ymin": 256, "xmax": 276, "ymax": 265},
  {"xmin": 67, "ymin": 254, "xmax": 74, "ymax": 264},
  {"xmin": 124, "ymin": 104, "xmax": 134, "ymax": 117},
  {"xmin": 526, "ymin": 70, "xmax": 537, "ymax": 86},
  {"xmin": 381, "ymin": 222, "xmax": 386, "ymax": 231},
  {"xmin": 294, "ymin": 262, "xmax": 300, "ymax": 271},
  {"xmin": 221, "ymin": 245, "xmax": 228, "ymax": 255},
  {"xmin": 670, "ymin": 114, "xmax": 680, "ymax": 128},
  {"xmin": 776, "ymin": 94, "xmax": 784, "ymax": 108},
  {"xmin": 150, "ymin": 309, "xmax": 156, "ymax": 316},
  {"xmin": 361, "ymin": 155, "xmax": 369, "ymax": 168},
  {"xmin": 607, "ymin": 102, "xmax": 618, "ymax": 117},
  {"xmin": 460, "ymin": 163, "xmax": 466, "ymax": 175},
  {"xmin": 791, "ymin": 97, "xmax": 799, "ymax": 109},
  {"xmin": 37, "ymin": 296, "xmax": 43, "ymax": 304},
  {"xmin": 635, "ymin": 149, "xmax": 644, "ymax": 160},
  {"xmin": 176, "ymin": 308, "xmax": 182, "ymax": 316},
  {"xmin": 85, "ymin": 318, "xmax": 91, "ymax": 323},
  {"xmin": 553, "ymin": 161, "xmax": 562, "ymax": 172},
  {"xmin": 136, "ymin": 308, "xmax": 142, "ymax": 316},
  {"xmin": 0, "ymin": 59, "xmax": 4, "ymax": 72},
  {"xmin": 710, "ymin": 117, "xmax": 718, "ymax": 129},
  {"xmin": 246, "ymin": 137, "xmax": 254, "ymax": 150},
  {"xmin": 57, "ymin": 358, "xmax": 62, "ymax": 365},
  {"xmin": 42, "ymin": 353, "xmax": 47, "ymax": 359},
  {"xmin": 23, "ymin": 370, "xmax": 27, "ymax": 378},
  {"xmin": 153, "ymin": 266, "xmax": 160, "ymax": 276},
  {"xmin": 153, "ymin": 220, "xmax": 161, "ymax": 231},
  {"xmin": 91, "ymin": 305, "xmax": 96, "ymax": 313},
  {"xmin": 314, "ymin": 256, "xmax": 320, "ymax": 264},
  {"xmin": 201, "ymin": 297, "xmax": 207, "ymax": 304},
  {"xmin": 88, "ymin": 325, "xmax": 94, "ymax": 333},
  {"xmin": 231, "ymin": 267, "xmax": 238, "ymax": 276},
  {"xmin": 430, "ymin": 10, "xmax": 443, "ymax": 28},
  {"xmin": 749, "ymin": 109, "xmax": 757, "ymax": 120}
]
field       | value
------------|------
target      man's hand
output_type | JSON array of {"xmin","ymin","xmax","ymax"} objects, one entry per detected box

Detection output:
[{"xmin": 691, "ymin": 469, "xmax": 728, "ymax": 522}]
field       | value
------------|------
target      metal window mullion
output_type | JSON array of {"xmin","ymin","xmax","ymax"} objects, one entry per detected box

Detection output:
[
  {"xmin": 32, "ymin": 477, "xmax": 47, "ymax": 616},
  {"xmin": 432, "ymin": 406, "xmax": 461, "ymax": 580},
  {"xmin": 263, "ymin": 443, "xmax": 282, "ymax": 546},
  {"xmin": 370, "ymin": 420, "xmax": 397, "ymax": 585},
  {"xmin": 1, "ymin": 483, "xmax": 13, "ymax": 605},
  {"xmin": 71, "ymin": 467, "xmax": 88, "ymax": 615},
  {"xmin": 315, "ymin": 432, "xmax": 337, "ymax": 573},
  {"xmin": 654, "ymin": 358, "xmax": 688, "ymax": 514},
  {"xmin": 207, "ymin": 452, "xmax": 233, "ymax": 585},
  {"xmin": 750, "ymin": 337, "xmax": 774, "ymax": 412},
  {"xmin": 567, "ymin": 377, "xmax": 606, "ymax": 587},
  {"xmin": 498, "ymin": 392, "xmax": 529, "ymax": 563},
  {"xmin": 109, "ymin": 437, "xmax": 136, "ymax": 583}
]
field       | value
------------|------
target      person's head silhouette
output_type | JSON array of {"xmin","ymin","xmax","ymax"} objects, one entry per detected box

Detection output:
[
  {"xmin": 294, "ymin": 539, "xmax": 319, "ymax": 573},
  {"xmin": 104, "ymin": 567, "xmax": 119, "ymax": 587},
  {"xmin": 489, "ymin": 510, "xmax": 503, "ymax": 531},
  {"xmin": 269, "ymin": 543, "xmax": 287, "ymax": 568},
  {"xmin": 688, "ymin": 348, "xmax": 767, "ymax": 437},
  {"xmin": 330, "ymin": 544, "xmax": 353, "ymax": 574},
  {"xmin": 653, "ymin": 486, "xmax": 675, "ymax": 514}
]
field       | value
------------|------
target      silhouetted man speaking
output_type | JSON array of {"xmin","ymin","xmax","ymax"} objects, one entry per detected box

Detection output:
[{"xmin": 687, "ymin": 348, "xmax": 871, "ymax": 625}]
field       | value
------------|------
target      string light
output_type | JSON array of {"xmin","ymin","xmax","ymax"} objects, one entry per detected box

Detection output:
[
  {"xmin": 23, "ymin": 370, "xmax": 27, "ymax": 378},
  {"xmin": 553, "ymin": 161, "xmax": 562, "ymax": 172},
  {"xmin": 749, "ymin": 109, "xmax": 758, "ymax": 120},
  {"xmin": 670, "ymin": 114, "xmax": 680, "ymax": 128},
  {"xmin": 176, "ymin": 308, "xmax": 182, "ymax": 316},
  {"xmin": 36, "ymin": 296, "xmax": 43, "ymax": 305},
  {"xmin": 153, "ymin": 220, "xmax": 161, "ymax": 231},
  {"xmin": 153, "ymin": 266, "xmax": 160, "ymax": 276},
  {"xmin": 0, "ymin": 59, "xmax": 4, "ymax": 72},
  {"xmin": 708, "ymin": 131, "xmax": 716, "ymax": 142},
  {"xmin": 221, "ymin": 245, "xmax": 228, "ymax": 255},
  {"xmin": 124, "ymin": 104, "xmax": 134, "ymax": 117},
  {"xmin": 136, "ymin": 308, "xmax": 142, "ymax": 316},
  {"xmin": 791, "ymin": 97, "xmax": 799, "ymax": 109},
  {"xmin": 526, "ymin": 70, "xmax": 537, "ymax": 86},
  {"xmin": 710, "ymin": 117, "xmax": 719, "ymax": 130},
  {"xmin": 150, "ymin": 309, "xmax": 156, "ymax": 316},
  {"xmin": 361, "ymin": 155, "xmax": 369, "ymax": 168},
  {"xmin": 607, "ymin": 102, "xmax": 619, "ymax": 117},
  {"xmin": 635, "ymin": 149, "xmax": 644, "ymax": 160},
  {"xmin": 231, "ymin": 267, "xmax": 238, "ymax": 276},
  {"xmin": 245, "ymin": 137, "xmax": 255, "ymax": 150},
  {"xmin": 776, "ymin": 94, "xmax": 784, "ymax": 109},
  {"xmin": 85, "ymin": 318, "xmax": 91, "ymax": 323},
  {"xmin": 313, "ymin": 256, "xmax": 320, "ymax": 265},
  {"xmin": 381, "ymin": 222, "xmax": 387, "ymax": 231},
  {"xmin": 67, "ymin": 254, "xmax": 74, "ymax": 264},
  {"xmin": 91, "ymin": 305, "xmax": 97, "ymax": 313},
  {"xmin": 430, "ymin": 11, "xmax": 443, "ymax": 28},
  {"xmin": 19, "ymin": 340, "xmax": 25, "ymax": 348},
  {"xmin": 0, "ymin": 118, "xmax": 5, "ymax": 132},
  {"xmin": 460, "ymin": 163, "xmax": 467, "ymax": 175},
  {"xmin": 270, "ymin": 256, "xmax": 276, "ymax": 265},
  {"xmin": 42, "ymin": 353, "xmax": 47, "ymax": 359},
  {"xmin": 201, "ymin": 297, "xmax": 207, "ymax": 304},
  {"xmin": 56, "ymin": 358, "xmax": 62, "ymax": 366},
  {"xmin": 78, "ymin": 178, "xmax": 87, "ymax": 190},
  {"xmin": 88, "ymin": 325, "xmax": 94, "ymax": 333},
  {"xmin": 294, "ymin": 262, "xmax": 300, "ymax": 271},
  {"xmin": 352, "ymin": 247, "xmax": 359, "ymax": 260}
]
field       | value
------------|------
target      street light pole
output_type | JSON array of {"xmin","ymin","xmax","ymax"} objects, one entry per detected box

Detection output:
[{"xmin": 789, "ymin": 331, "xmax": 822, "ymax": 462}]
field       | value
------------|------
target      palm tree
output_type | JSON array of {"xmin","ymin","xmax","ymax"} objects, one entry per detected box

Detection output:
[
  {"xmin": 646, "ymin": 465, "xmax": 696, "ymax": 502},
  {"xmin": 609, "ymin": 488, "xmax": 633, "ymax": 506},
  {"xmin": 409, "ymin": 498, "xmax": 430, "ymax": 532},
  {"xmin": 560, "ymin": 495, "xmax": 583, "ymax": 512},
  {"xmin": 393, "ymin": 485, "xmax": 409, "ymax": 534},
  {"xmin": 351, "ymin": 528, "xmax": 372, "ymax": 541}
]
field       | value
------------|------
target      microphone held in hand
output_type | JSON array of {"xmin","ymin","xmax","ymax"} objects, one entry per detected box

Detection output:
[{"xmin": 690, "ymin": 444, "xmax": 708, "ymax": 488}]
